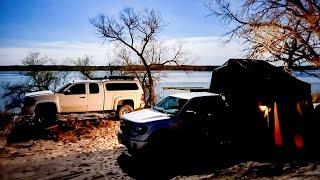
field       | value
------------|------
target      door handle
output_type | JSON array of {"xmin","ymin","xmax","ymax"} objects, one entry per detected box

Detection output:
[{"xmin": 79, "ymin": 96, "xmax": 86, "ymax": 98}]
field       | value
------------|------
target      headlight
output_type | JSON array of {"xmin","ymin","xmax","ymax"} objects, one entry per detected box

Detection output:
[{"xmin": 132, "ymin": 125, "xmax": 148, "ymax": 136}]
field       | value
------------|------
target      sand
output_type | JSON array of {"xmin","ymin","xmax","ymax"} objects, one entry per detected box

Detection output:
[{"xmin": 1, "ymin": 116, "xmax": 320, "ymax": 180}]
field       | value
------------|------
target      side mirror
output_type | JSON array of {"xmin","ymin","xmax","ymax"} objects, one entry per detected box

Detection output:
[{"xmin": 64, "ymin": 90, "xmax": 70, "ymax": 95}]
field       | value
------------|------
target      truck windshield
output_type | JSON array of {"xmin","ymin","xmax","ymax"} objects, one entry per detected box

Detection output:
[
  {"xmin": 153, "ymin": 96, "xmax": 188, "ymax": 115},
  {"xmin": 56, "ymin": 83, "xmax": 71, "ymax": 93}
]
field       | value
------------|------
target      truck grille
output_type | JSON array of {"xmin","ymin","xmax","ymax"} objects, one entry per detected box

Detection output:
[{"xmin": 120, "ymin": 119, "xmax": 134, "ymax": 135}]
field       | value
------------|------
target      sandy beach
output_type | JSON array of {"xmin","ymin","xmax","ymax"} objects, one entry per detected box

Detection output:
[{"xmin": 0, "ymin": 115, "xmax": 320, "ymax": 180}]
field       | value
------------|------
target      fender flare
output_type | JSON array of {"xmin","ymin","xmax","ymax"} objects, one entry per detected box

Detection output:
[{"xmin": 113, "ymin": 97, "xmax": 135, "ymax": 111}]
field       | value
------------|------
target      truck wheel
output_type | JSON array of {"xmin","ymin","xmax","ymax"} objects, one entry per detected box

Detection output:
[
  {"xmin": 34, "ymin": 104, "xmax": 57, "ymax": 125},
  {"xmin": 145, "ymin": 131, "xmax": 170, "ymax": 158},
  {"xmin": 118, "ymin": 105, "xmax": 134, "ymax": 119}
]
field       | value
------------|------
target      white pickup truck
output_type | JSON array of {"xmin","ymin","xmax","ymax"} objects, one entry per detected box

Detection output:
[{"xmin": 22, "ymin": 77, "xmax": 145, "ymax": 121}]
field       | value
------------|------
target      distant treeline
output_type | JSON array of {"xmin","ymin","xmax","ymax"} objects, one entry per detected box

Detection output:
[
  {"xmin": 0, "ymin": 65, "xmax": 219, "ymax": 72},
  {"xmin": 0, "ymin": 64, "xmax": 318, "ymax": 72}
]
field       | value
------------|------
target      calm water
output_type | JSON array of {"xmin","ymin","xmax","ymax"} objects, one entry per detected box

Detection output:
[{"xmin": 0, "ymin": 71, "xmax": 319, "ymax": 111}]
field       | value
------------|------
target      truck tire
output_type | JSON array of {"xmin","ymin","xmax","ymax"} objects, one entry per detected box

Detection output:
[
  {"xmin": 144, "ymin": 131, "xmax": 171, "ymax": 159},
  {"xmin": 118, "ymin": 105, "xmax": 134, "ymax": 119},
  {"xmin": 34, "ymin": 104, "xmax": 57, "ymax": 125}
]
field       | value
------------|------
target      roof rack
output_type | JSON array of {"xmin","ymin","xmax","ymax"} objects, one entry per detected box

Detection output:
[
  {"xmin": 105, "ymin": 76, "xmax": 135, "ymax": 80},
  {"xmin": 90, "ymin": 76, "xmax": 135, "ymax": 80}
]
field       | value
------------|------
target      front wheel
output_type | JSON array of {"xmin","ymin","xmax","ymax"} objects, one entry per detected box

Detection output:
[
  {"xmin": 34, "ymin": 105, "xmax": 57, "ymax": 125},
  {"xmin": 118, "ymin": 105, "xmax": 134, "ymax": 119}
]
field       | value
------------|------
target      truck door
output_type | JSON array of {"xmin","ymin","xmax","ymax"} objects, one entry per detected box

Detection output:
[
  {"xmin": 179, "ymin": 96, "xmax": 227, "ymax": 144},
  {"xmin": 59, "ymin": 83, "xmax": 87, "ymax": 112},
  {"xmin": 87, "ymin": 83, "xmax": 104, "ymax": 112}
]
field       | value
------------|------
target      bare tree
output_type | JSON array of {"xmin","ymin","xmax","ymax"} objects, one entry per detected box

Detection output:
[
  {"xmin": 206, "ymin": 0, "xmax": 320, "ymax": 69},
  {"xmin": 113, "ymin": 40, "xmax": 190, "ymax": 104},
  {"xmin": 91, "ymin": 8, "xmax": 189, "ymax": 106},
  {"xmin": 1, "ymin": 52, "xmax": 63, "ymax": 112},
  {"xmin": 22, "ymin": 52, "xmax": 58, "ymax": 91},
  {"xmin": 71, "ymin": 55, "xmax": 96, "ymax": 79}
]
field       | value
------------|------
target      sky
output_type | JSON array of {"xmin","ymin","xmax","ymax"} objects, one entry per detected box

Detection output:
[{"xmin": 0, "ymin": 0, "xmax": 243, "ymax": 65}]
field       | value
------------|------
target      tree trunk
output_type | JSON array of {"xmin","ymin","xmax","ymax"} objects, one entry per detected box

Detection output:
[
  {"xmin": 146, "ymin": 68, "xmax": 156, "ymax": 107},
  {"xmin": 139, "ymin": 55, "xmax": 156, "ymax": 107}
]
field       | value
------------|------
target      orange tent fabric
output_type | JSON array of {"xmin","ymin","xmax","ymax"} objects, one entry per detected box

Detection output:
[{"xmin": 274, "ymin": 102, "xmax": 283, "ymax": 146}]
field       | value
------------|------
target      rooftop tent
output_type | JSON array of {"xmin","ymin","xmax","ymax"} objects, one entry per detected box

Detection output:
[
  {"xmin": 209, "ymin": 59, "xmax": 311, "ymax": 96},
  {"xmin": 209, "ymin": 59, "xmax": 315, "ymax": 158}
]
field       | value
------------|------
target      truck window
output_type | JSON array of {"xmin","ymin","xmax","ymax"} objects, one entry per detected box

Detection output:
[
  {"xmin": 89, "ymin": 83, "xmax": 99, "ymax": 94},
  {"xmin": 154, "ymin": 96, "xmax": 188, "ymax": 115},
  {"xmin": 56, "ymin": 83, "xmax": 71, "ymax": 93},
  {"xmin": 184, "ymin": 96, "xmax": 224, "ymax": 115},
  {"xmin": 105, "ymin": 83, "xmax": 139, "ymax": 91},
  {"xmin": 67, "ymin": 84, "xmax": 86, "ymax": 94}
]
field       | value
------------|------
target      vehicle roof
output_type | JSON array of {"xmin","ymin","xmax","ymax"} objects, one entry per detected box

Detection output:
[
  {"xmin": 169, "ymin": 92, "xmax": 220, "ymax": 100},
  {"xmin": 71, "ymin": 79, "xmax": 139, "ymax": 83}
]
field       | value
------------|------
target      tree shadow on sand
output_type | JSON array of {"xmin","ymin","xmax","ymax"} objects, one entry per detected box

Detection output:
[
  {"xmin": 117, "ymin": 148, "xmax": 243, "ymax": 180},
  {"xmin": 117, "ymin": 145, "xmax": 320, "ymax": 180}
]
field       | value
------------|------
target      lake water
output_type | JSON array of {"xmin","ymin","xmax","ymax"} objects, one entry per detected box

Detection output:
[{"xmin": 0, "ymin": 71, "xmax": 319, "ymax": 111}]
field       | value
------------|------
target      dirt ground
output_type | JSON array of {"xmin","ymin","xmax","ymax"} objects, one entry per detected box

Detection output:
[
  {"xmin": 0, "ymin": 115, "xmax": 320, "ymax": 180},
  {"xmin": 0, "ymin": 118, "xmax": 129, "ymax": 180}
]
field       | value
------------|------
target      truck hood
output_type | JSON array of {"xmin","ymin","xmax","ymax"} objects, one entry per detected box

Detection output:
[
  {"xmin": 123, "ymin": 109, "xmax": 171, "ymax": 123},
  {"xmin": 25, "ymin": 90, "xmax": 54, "ymax": 97}
]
